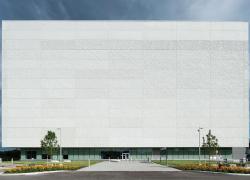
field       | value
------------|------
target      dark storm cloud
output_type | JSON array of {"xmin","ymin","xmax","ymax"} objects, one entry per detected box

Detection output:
[
  {"xmin": 0, "ymin": 0, "xmax": 158, "ymax": 20},
  {"xmin": 0, "ymin": 0, "xmax": 249, "ymax": 21}
]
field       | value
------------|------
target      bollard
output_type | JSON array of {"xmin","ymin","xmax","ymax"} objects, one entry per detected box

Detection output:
[
  {"xmin": 11, "ymin": 158, "xmax": 13, "ymax": 165},
  {"xmin": 88, "ymin": 159, "xmax": 90, "ymax": 168}
]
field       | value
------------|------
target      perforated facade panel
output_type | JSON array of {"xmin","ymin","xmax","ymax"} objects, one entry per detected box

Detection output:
[{"xmin": 2, "ymin": 21, "xmax": 249, "ymax": 147}]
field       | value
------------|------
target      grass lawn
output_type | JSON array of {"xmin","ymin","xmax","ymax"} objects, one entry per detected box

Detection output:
[
  {"xmin": 153, "ymin": 160, "xmax": 213, "ymax": 166},
  {"xmin": 153, "ymin": 160, "xmax": 250, "ymax": 167},
  {"xmin": 63, "ymin": 160, "xmax": 100, "ymax": 167},
  {"xmin": 2, "ymin": 160, "xmax": 101, "ymax": 167}
]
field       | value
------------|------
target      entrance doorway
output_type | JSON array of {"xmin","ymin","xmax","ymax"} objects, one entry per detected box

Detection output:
[
  {"xmin": 121, "ymin": 153, "xmax": 130, "ymax": 160},
  {"xmin": 101, "ymin": 151, "xmax": 121, "ymax": 159},
  {"xmin": 101, "ymin": 150, "xmax": 130, "ymax": 160}
]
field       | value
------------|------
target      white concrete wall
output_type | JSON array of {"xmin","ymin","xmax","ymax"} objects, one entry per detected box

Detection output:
[{"xmin": 2, "ymin": 21, "xmax": 249, "ymax": 148}]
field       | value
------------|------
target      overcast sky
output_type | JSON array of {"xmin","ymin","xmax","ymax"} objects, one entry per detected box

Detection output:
[
  {"xmin": 0, "ymin": 0, "xmax": 249, "ymax": 21},
  {"xmin": 0, "ymin": 0, "xmax": 250, "ymax": 144}
]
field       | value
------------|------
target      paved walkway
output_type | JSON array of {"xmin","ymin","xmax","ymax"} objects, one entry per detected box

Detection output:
[{"xmin": 78, "ymin": 160, "xmax": 180, "ymax": 171}]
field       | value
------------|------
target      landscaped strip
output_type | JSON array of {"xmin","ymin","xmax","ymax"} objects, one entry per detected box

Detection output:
[
  {"xmin": 5, "ymin": 164, "xmax": 80, "ymax": 174},
  {"xmin": 153, "ymin": 160, "xmax": 250, "ymax": 174},
  {"xmin": 4, "ymin": 160, "xmax": 101, "ymax": 174},
  {"xmin": 175, "ymin": 164, "xmax": 250, "ymax": 174}
]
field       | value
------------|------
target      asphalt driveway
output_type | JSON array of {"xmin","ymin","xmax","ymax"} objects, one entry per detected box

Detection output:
[{"xmin": 1, "ymin": 171, "xmax": 250, "ymax": 180}]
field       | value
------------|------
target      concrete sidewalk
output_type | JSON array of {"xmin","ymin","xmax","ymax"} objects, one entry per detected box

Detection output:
[{"xmin": 78, "ymin": 160, "xmax": 180, "ymax": 171}]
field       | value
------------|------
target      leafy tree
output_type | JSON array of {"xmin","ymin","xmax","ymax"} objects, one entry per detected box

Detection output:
[
  {"xmin": 202, "ymin": 129, "xmax": 219, "ymax": 164},
  {"xmin": 40, "ymin": 131, "xmax": 59, "ymax": 160}
]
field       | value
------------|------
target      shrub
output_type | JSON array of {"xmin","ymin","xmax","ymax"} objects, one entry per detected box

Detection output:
[
  {"xmin": 5, "ymin": 164, "xmax": 83, "ymax": 174},
  {"xmin": 175, "ymin": 164, "xmax": 250, "ymax": 174}
]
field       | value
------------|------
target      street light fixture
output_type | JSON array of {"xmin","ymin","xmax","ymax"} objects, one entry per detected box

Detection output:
[
  {"xmin": 57, "ymin": 128, "xmax": 62, "ymax": 162},
  {"xmin": 197, "ymin": 127, "xmax": 203, "ymax": 165}
]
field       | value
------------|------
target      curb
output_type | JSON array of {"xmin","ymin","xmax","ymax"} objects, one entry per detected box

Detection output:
[
  {"xmin": 185, "ymin": 170, "xmax": 250, "ymax": 176},
  {"xmin": 0, "ymin": 170, "xmax": 72, "ymax": 176}
]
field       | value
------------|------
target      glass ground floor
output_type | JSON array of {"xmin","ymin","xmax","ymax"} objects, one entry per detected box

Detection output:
[{"xmin": 20, "ymin": 147, "xmax": 235, "ymax": 161}]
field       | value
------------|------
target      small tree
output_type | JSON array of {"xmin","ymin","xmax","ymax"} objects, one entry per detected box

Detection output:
[
  {"xmin": 40, "ymin": 130, "xmax": 59, "ymax": 161},
  {"xmin": 202, "ymin": 129, "xmax": 219, "ymax": 164}
]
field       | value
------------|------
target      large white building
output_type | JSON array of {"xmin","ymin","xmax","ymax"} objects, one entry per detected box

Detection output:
[{"xmin": 1, "ymin": 21, "xmax": 249, "ymax": 160}]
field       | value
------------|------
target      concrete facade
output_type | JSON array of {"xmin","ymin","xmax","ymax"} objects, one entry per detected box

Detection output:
[{"xmin": 1, "ymin": 21, "xmax": 249, "ymax": 159}]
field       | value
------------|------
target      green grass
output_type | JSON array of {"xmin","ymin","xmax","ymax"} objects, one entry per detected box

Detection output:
[
  {"xmin": 153, "ymin": 160, "xmax": 210, "ymax": 166},
  {"xmin": 63, "ymin": 160, "xmax": 100, "ymax": 166},
  {"xmin": 1, "ymin": 161, "xmax": 46, "ymax": 165},
  {"xmin": 2, "ymin": 160, "xmax": 101, "ymax": 166},
  {"xmin": 153, "ymin": 160, "xmax": 250, "ymax": 167}
]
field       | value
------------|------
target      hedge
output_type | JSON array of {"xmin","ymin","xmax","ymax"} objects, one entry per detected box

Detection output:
[
  {"xmin": 5, "ymin": 164, "xmax": 83, "ymax": 174},
  {"xmin": 176, "ymin": 164, "xmax": 250, "ymax": 174}
]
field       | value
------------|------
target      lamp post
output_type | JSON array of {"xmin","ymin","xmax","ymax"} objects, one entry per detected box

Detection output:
[
  {"xmin": 165, "ymin": 147, "xmax": 168, "ymax": 167},
  {"xmin": 57, "ymin": 128, "xmax": 62, "ymax": 162},
  {"xmin": 197, "ymin": 127, "xmax": 203, "ymax": 165}
]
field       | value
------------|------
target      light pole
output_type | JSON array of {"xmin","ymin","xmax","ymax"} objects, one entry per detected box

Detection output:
[
  {"xmin": 57, "ymin": 128, "xmax": 62, "ymax": 162},
  {"xmin": 165, "ymin": 147, "xmax": 168, "ymax": 167},
  {"xmin": 197, "ymin": 127, "xmax": 203, "ymax": 165}
]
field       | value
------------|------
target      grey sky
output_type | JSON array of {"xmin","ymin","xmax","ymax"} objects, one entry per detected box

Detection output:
[{"xmin": 0, "ymin": 0, "xmax": 249, "ymax": 21}]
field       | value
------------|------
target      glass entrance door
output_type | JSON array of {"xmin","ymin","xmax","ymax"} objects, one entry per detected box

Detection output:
[{"xmin": 122, "ymin": 153, "xmax": 130, "ymax": 160}]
